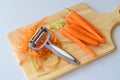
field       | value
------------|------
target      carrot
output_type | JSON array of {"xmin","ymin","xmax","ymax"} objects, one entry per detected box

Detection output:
[
  {"xmin": 88, "ymin": 22, "xmax": 106, "ymax": 43},
  {"xmin": 65, "ymin": 16, "xmax": 100, "ymax": 41},
  {"xmin": 70, "ymin": 24, "xmax": 100, "ymax": 42},
  {"xmin": 68, "ymin": 10, "xmax": 103, "ymax": 42},
  {"xmin": 29, "ymin": 50, "xmax": 40, "ymax": 58},
  {"xmin": 64, "ymin": 24, "xmax": 99, "ymax": 46},
  {"xmin": 77, "ymin": 15, "xmax": 105, "ymax": 38},
  {"xmin": 59, "ymin": 27, "xmax": 96, "ymax": 57},
  {"xmin": 65, "ymin": 16, "xmax": 79, "ymax": 26},
  {"xmin": 15, "ymin": 17, "xmax": 62, "ymax": 68},
  {"xmin": 73, "ymin": 14, "xmax": 106, "ymax": 43},
  {"xmin": 16, "ymin": 17, "xmax": 47, "ymax": 53},
  {"xmin": 65, "ymin": 15, "xmax": 105, "ymax": 43}
]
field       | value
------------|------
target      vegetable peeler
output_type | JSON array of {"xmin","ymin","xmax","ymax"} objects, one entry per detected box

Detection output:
[{"xmin": 29, "ymin": 27, "xmax": 80, "ymax": 64}]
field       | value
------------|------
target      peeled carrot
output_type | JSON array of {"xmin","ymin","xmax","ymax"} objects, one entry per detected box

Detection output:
[
  {"xmin": 65, "ymin": 15, "xmax": 105, "ymax": 43},
  {"xmin": 77, "ymin": 14, "xmax": 105, "ymax": 38},
  {"xmin": 88, "ymin": 22, "xmax": 106, "ymax": 43},
  {"xmin": 70, "ymin": 24, "xmax": 100, "ymax": 42},
  {"xmin": 65, "ymin": 16, "xmax": 105, "ymax": 43},
  {"xmin": 65, "ymin": 16, "xmax": 100, "ymax": 41},
  {"xmin": 74, "ymin": 14, "xmax": 106, "ymax": 43},
  {"xmin": 64, "ymin": 24, "xmax": 99, "ymax": 46},
  {"xmin": 59, "ymin": 27, "xmax": 96, "ymax": 57},
  {"xmin": 68, "ymin": 10, "xmax": 103, "ymax": 42},
  {"xmin": 65, "ymin": 16, "xmax": 79, "ymax": 26}
]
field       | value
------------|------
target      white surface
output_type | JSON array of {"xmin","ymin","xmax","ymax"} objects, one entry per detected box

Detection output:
[{"xmin": 0, "ymin": 0, "xmax": 120, "ymax": 80}]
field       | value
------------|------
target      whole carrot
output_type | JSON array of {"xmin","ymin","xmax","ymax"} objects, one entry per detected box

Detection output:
[
  {"xmin": 64, "ymin": 24, "xmax": 99, "ymax": 46},
  {"xmin": 65, "ymin": 16, "xmax": 100, "ymax": 41},
  {"xmin": 59, "ymin": 27, "xmax": 96, "ymax": 57},
  {"xmin": 88, "ymin": 22, "xmax": 106, "ymax": 43},
  {"xmin": 74, "ymin": 14, "xmax": 106, "ymax": 43},
  {"xmin": 69, "ymin": 10, "xmax": 103, "ymax": 41},
  {"xmin": 77, "ymin": 14, "xmax": 105, "ymax": 38},
  {"xmin": 65, "ymin": 15, "xmax": 105, "ymax": 43},
  {"xmin": 65, "ymin": 16, "xmax": 79, "ymax": 26},
  {"xmin": 70, "ymin": 24, "xmax": 100, "ymax": 42}
]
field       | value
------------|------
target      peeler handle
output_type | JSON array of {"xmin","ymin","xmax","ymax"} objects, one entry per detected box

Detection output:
[{"xmin": 45, "ymin": 42, "xmax": 80, "ymax": 64}]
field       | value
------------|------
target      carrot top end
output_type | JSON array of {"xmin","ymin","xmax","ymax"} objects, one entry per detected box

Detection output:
[
  {"xmin": 64, "ymin": 7, "xmax": 71, "ymax": 13},
  {"xmin": 50, "ymin": 20, "xmax": 66, "ymax": 29}
]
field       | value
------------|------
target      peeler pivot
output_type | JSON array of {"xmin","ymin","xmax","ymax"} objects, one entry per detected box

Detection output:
[{"xmin": 29, "ymin": 27, "xmax": 80, "ymax": 64}]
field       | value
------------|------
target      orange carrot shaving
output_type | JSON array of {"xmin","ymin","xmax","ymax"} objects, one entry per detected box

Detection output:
[
  {"xmin": 59, "ymin": 27, "xmax": 96, "ymax": 57},
  {"xmin": 16, "ymin": 17, "xmax": 47, "ymax": 53},
  {"xmin": 29, "ymin": 50, "xmax": 40, "ymax": 58},
  {"xmin": 15, "ymin": 17, "xmax": 61, "ymax": 70}
]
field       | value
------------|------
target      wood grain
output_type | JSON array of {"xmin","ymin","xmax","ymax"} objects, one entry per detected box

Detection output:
[{"xmin": 7, "ymin": 3, "xmax": 120, "ymax": 80}]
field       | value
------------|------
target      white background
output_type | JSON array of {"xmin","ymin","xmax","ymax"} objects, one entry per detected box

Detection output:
[{"xmin": 0, "ymin": 0, "xmax": 120, "ymax": 80}]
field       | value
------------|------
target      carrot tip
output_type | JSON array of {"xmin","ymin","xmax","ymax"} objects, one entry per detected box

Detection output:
[
  {"xmin": 99, "ymin": 38, "xmax": 106, "ymax": 43},
  {"xmin": 91, "ymin": 53, "xmax": 97, "ymax": 57}
]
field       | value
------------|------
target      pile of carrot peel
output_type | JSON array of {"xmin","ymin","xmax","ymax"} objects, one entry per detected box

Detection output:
[
  {"xmin": 15, "ymin": 17, "xmax": 61, "ymax": 72},
  {"xmin": 59, "ymin": 9, "xmax": 106, "ymax": 57}
]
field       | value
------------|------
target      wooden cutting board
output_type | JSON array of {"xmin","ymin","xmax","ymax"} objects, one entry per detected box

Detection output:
[{"xmin": 7, "ymin": 3, "xmax": 120, "ymax": 80}]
